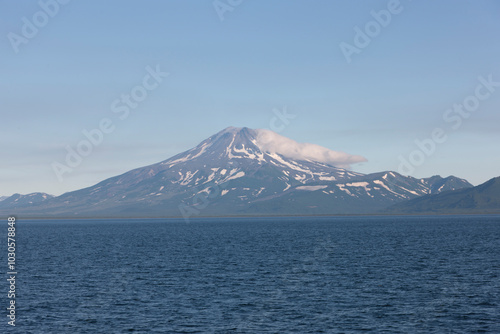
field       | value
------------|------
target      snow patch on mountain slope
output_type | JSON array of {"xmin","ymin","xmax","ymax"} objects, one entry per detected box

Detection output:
[
  {"xmin": 179, "ymin": 171, "xmax": 198, "ymax": 185},
  {"xmin": 232, "ymin": 144, "xmax": 265, "ymax": 161},
  {"xmin": 205, "ymin": 171, "xmax": 217, "ymax": 183},
  {"xmin": 296, "ymin": 185, "xmax": 328, "ymax": 191},
  {"xmin": 268, "ymin": 153, "xmax": 314, "ymax": 175},
  {"xmin": 225, "ymin": 135, "xmax": 236, "ymax": 158},
  {"xmin": 345, "ymin": 182, "xmax": 373, "ymax": 197},
  {"xmin": 189, "ymin": 141, "xmax": 211, "ymax": 159},
  {"xmin": 396, "ymin": 185, "xmax": 419, "ymax": 196},
  {"xmin": 255, "ymin": 187, "xmax": 265, "ymax": 196},
  {"xmin": 346, "ymin": 182, "xmax": 370, "ymax": 189},
  {"xmin": 336, "ymin": 184, "xmax": 354, "ymax": 196},
  {"xmin": 373, "ymin": 180, "xmax": 407, "ymax": 199},
  {"xmin": 225, "ymin": 171, "xmax": 245, "ymax": 181},
  {"xmin": 165, "ymin": 155, "xmax": 190, "ymax": 167},
  {"xmin": 294, "ymin": 174, "xmax": 307, "ymax": 182}
]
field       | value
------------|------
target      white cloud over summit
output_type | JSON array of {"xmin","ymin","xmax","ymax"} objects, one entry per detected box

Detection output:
[{"xmin": 253, "ymin": 129, "xmax": 367, "ymax": 169}]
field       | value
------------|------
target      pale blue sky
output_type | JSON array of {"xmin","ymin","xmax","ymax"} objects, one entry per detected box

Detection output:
[{"xmin": 1, "ymin": 0, "xmax": 500, "ymax": 196}]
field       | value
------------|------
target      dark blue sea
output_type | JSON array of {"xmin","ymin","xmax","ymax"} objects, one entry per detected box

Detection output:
[{"xmin": 3, "ymin": 215, "xmax": 500, "ymax": 333}]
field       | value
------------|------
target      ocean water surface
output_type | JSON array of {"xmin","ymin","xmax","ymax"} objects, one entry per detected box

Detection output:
[{"xmin": 6, "ymin": 215, "xmax": 500, "ymax": 333}]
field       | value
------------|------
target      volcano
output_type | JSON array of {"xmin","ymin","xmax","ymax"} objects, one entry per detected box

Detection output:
[{"xmin": 0, "ymin": 127, "xmax": 472, "ymax": 217}]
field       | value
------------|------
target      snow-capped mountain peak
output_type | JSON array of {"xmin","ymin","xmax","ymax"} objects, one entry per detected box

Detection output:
[
  {"xmin": 163, "ymin": 126, "xmax": 366, "ymax": 170},
  {"xmin": 0, "ymin": 127, "xmax": 473, "ymax": 217}
]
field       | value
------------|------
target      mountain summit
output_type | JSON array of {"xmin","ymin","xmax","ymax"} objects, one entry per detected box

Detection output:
[
  {"xmin": 162, "ymin": 126, "xmax": 367, "ymax": 169},
  {"xmin": 0, "ymin": 127, "xmax": 472, "ymax": 217}
]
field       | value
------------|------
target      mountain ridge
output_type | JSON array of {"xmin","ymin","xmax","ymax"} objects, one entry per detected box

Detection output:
[
  {"xmin": 384, "ymin": 177, "xmax": 500, "ymax": 214},
  {"xmin": 0, "ymin": 193, "xmax": 54, "ymax": 210},
  {"xmin": 0, "ymin": 127, "xmax": 474, "ymax": 217}
]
